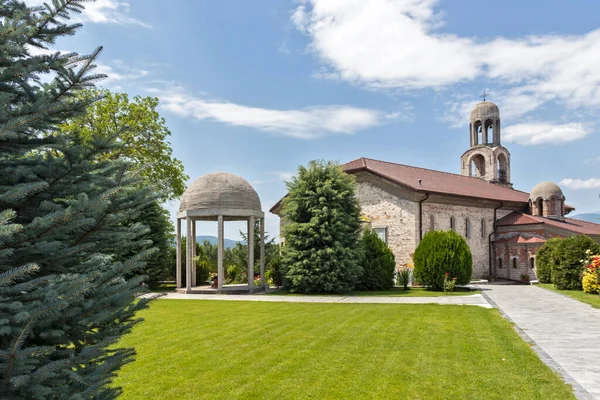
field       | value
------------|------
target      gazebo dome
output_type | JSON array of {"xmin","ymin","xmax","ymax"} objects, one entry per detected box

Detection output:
[
  {"xmin": 470, "ymin": 101, "xmax": 500, "ymax": 120},
  {"xmin": 529, "ymin": 181, "xmax": 564, "ymax": 201},
  {"xmin": 179, "ymin": 172, "xmax": 262, "ymax": 214}
]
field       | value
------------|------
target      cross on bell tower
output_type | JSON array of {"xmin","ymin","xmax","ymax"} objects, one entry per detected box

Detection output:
[{"xmin": 480, "ymin": 90, "xmax": 489, "ymax": 101}]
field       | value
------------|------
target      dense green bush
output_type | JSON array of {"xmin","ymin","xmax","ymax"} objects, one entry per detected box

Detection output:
[
  {"xmin": 535, "ymin": 238, "xmax": 560, "ymax": 283},
  {"xmin": 281, "ymin": 160, "xmax": 362, "ymax": 293},
  {"xmin": 413, "ymin": 230, "xmax": 472, "ymax": 291},
  {"xmin": 551, "ymin": 236, "xmax": 600, "ymax": 290},
  {"xmin": 356, "ymin": 229, "xmax": 396, "ymax": 290}
]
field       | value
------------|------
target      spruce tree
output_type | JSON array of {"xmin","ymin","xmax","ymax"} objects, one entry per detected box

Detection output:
[
  {"xmin": 0, "ymin": 1, "xmax": 157, "ymax": 398},
  {"xmin": 281, "ymin": 160, "xmax": 362, "ymax": 293}
]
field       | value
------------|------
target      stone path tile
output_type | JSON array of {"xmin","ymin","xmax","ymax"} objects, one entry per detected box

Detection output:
[
  {"xmin": 155, "ymin": 292, "xmax": 492, "ymax": 307},
  {"xmin": 480, "ymin": 285, "xmax": 600, "ymax": 400}
]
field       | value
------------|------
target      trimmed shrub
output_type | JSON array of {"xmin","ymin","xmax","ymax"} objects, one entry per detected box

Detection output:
[
  {"xmin": 356, "ymin": 228, "xmax": 396, "ymax": 290},
  {"xmin": 535, "ymin": 238, "xmax": 560, "ymax": 283},
  {"xmin": 551, "ymin": 236, "xmax": 600, "ymax": 290},
  {"xmin": 413, "ymin": 230, "xmax": 472, "ymax": 291}
]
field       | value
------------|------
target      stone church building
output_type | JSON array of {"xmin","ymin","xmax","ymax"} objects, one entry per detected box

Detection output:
[{"xmin": 271, "ymin": 100, "xmax": 600, "ymax": 280}]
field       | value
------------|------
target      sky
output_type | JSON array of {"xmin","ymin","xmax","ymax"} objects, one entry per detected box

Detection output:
[{"xmin": 28, "ymin": 0, "xmax": 600, "ymax": 240}]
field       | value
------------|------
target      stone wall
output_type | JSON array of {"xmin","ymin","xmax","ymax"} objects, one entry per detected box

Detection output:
[
  {"xmin": 422, "ymin": 203, "xmax": 508, "ymax": 279},
  {"xmin": 494, "ymin": 243, "xmax": 542, "ymax": 281},
  {"xmin": 355, "ymin": 181, "xmax": 418, "ymax": 267}
]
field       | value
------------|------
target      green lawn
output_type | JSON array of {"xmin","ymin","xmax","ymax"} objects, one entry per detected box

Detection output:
[
  {"xmin": 268, "ymin": 286, "xmax": 480, "ymax": 297},
  {"xmin": 539, "ymin": 283, "xmax": 600, "ymax": 309},
  {"xmin": 112, "ymin": 300, "xmax": 574, "ymax": 399}
]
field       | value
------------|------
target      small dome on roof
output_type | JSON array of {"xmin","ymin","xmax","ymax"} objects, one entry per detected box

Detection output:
[
  {"xmin": 470, "ymin": 101, "xmax": 500, "ymax": 121},
  {"xmin": 529, "ymin": 181, "xmax": 564, "ymax": 201},
  {"xmin": 179, "ymin": 172, "xmax": 262, "ymax": 213}
]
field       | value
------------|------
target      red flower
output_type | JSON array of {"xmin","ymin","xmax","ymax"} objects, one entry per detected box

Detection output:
[
  {"xmin": 453, "ymin": 277, "xmax": 457, "ymax": 281},
  {"xmin": 445, "ymin": 272, "xmax": 449, "ymax": 277}
]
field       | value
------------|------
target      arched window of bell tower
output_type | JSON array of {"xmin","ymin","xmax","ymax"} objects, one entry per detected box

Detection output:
[
  {"xmin": 497, "ymin": 153, "xmax": 508, "ymax": 183},
  {"xmin": 473, "ymin": 120, "xmax": 482, "ymax": 145},
  {"xmin": 484, "ymin": 119, "xmax": 493, "ymax": 144},
  {"xmin": 470, "ymin": 154, "xmax": 486, "ymax": 178}
]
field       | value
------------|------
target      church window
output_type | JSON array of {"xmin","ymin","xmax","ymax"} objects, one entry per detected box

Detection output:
[
  {"xmin": 429, "ymin": 215, "xmax": 435, "ymax": 231},
  {"xmin": 512, "ymin": 258, "xmax": 517, "ymax": 269},
  {"xmin": 497, "ymin": 153, "xmax": 508, "ymax": 183},
  {"xmin": 450, "ymin": 216, "xmax": 455, "ymax": 231},
  {"xmin": 481, "ymin": 219, "xmax": 486, "ymax": 238},
  {"xmin": 530, "ymin": 257, "xmax": 535, "ymax": 269},
  {"xmin": 374, "ymin": 227, "xmax": 387, "ymax": 244},
  {"xmin": 497, "ymin": 258, "xmax": 503, "ymax": 269},
  {"xmin": 465, "ymin": 218, "xmax": 471, "ymax": 238},
  {"xmin": 536, "ymin": 198, "xmax": 543, "ymax": 216}
]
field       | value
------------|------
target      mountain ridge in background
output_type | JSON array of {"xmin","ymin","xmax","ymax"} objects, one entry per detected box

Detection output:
[{"xmin": 571, "ymin": 212, "xmax": 600, "ymax": 223}]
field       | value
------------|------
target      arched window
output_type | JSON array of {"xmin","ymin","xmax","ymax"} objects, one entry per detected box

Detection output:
[
  {"xmin": 481, "ymin": 219, "xmax": 486, "ymax": 238},
  {"xmin": 498, "ymin": 258, "xmax": 503, "ymax": 269},
  {"xmin": 536, "ymin": 198, "xmax": 543, "ymax": 216},
  {"xmin": 429, "ymin": 215, "xmax": 435, "ymax": 231},
  {"xmin": 512, "ymin": 258, "xmax": 517, "ymax": 269},
  {"xmin": 450, "ymin": 216, "xmax": 455, "ymax": 231},
  {"xmin": 465, "ymin": 218, "xmax": 471, "ymax": 238},
  {"xmin": 530, "ymin": 257, "xmax": 535, "ymax": 269},
  {"xmin": 473, "ymin": 120, "xmax": 482, "ymax": 145},
  {"xmin": 497, "ymin": 153, "xmax": 508, "ymax": 183},
  {"xmin": 470, "ymin": 154, "xmax": 486, "ymax": 178},
  {"xmin": 484, "ymin": 119, "xmax": 493, "ymax": 144}
]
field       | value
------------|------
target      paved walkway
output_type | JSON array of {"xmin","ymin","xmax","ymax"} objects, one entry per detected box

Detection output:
[
  {"xmin": 157, "ymin": 292, "xmax": 492, "ymax": 307},
  {"xmin": 479, "ymin": 285, "xmax": 600, "ymax": 400}
]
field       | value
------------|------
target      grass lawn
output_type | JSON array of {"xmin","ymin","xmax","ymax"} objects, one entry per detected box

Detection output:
[
  {"xmin": 268, "ymin": 286, "xmax": 480, "ymax": 297},
  {"xmin": 539, "ymin": 283, "xmax": 600, "ymax": 309},
  {"xmin": 113, "ymin": 300, "xmax": 574, "ymax": 399}
]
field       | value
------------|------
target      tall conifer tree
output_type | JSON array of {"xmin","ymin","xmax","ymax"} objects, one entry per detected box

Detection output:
[
  {"xmin": 0, "ymin": 1, "xmax": 156, "ymax": 397},
  {"xmin": 281, "ymin": 160, "xmax": 362, "ymax": 293}
]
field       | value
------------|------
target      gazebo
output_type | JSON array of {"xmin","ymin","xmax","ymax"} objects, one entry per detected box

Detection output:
[{"xmin": 175, "ymin": 172, "xmax": 266, "ymax": 294}]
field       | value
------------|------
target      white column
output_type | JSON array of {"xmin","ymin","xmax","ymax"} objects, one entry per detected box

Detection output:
[
  {"xmin": 248, "ymin": 216, "xmax": 255, "ymax": 293},
  {"xmin": 176, "ymin": 218, "xmax": 182, "ymax": 289},
  {"xmin": 260, "ymin": 218, "xmax": 265, "ymax": 288},
  {"xmin": 185, "ymin": 216, "xmax": 192, "ymax": 293},
  {"xmin": 191, "ymin": 220, "xmax": 197, "ymax": 287},
  {"xmin": 217, "ymin": 215, "xmax": 224, "ymax": 290}
]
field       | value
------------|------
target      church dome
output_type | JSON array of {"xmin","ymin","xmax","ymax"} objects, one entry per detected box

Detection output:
[
  {"xmin": 470, "ymin": 101, "xmax": 500, "ymax": 120},
  {"xmin": 179, "ymin": 172, "xmax": 262, "ymax": 213},
  {"xmin": 529, "ymin": 181, "xmax": 564, "ymax": 201}
]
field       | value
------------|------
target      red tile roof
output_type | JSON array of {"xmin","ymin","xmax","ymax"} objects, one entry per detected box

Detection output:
[
  {"xmin": 495, "ymin": 235, "xmax": 547, "ymax": 245},
  {"xmin": 343, "ymin": 157, "xmax": 531, "ymax": 203},
  {"xmin": 497, "ymin": 212, "xmax": 600, "ymax": 235}
]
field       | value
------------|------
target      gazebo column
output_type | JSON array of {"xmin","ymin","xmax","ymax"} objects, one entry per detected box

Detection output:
[
  {"xmin": 185, "ymin": 216, "xmax": 193, "ymax": 293},
  {"xmin": 176, "ymin": 218, "xmax": 182, "ymax": 289},
  {"xmin": 260, "ymin": 218, "xmax": 265, "ymax": 288},
  {"xmin": 217, "ymin": 215, "xmax": 224, "ymax": 290},
  {"xmin": 248, "ymin": 216, "xmax": 254, "ymax": 293},
  {"xmin": 191, "ymin": 220, "xmax": 197, "ymax": 287}
]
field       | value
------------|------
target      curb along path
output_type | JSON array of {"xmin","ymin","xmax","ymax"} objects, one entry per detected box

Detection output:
[{"xmin": 154, "ymin": 292, "xmax": 492, "ymax": 307}]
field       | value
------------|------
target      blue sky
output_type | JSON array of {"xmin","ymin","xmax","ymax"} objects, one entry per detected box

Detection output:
[{"xmin": 30, "ymin": 0, "xmax": 600, "ymax": 240}]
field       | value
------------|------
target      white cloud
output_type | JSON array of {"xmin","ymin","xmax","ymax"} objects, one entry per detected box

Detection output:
[
  {"xmin": 26, "ymin": 0, "xmax": 149, "ymax": 27},
  {"xmin": 503, "ymin": 122, "xmax": 590, "ymax": 145},
  {"xmin": 560, "ymin": 178, "xmax": 600, "ymax": 190},
  {"xmin": 584, "ymin": 156, "xmax": 600, "ymax": 165},
  {"xmin": 95, "ymin": 62, "xmax": 148, "ymax": 84},
  {"xmin": 155, "ymin": 88, "xmax": 393, "ymax": 139},
  {"xmin": 294, "ymin": 0, "xmax": 600, "ymax": 117}
]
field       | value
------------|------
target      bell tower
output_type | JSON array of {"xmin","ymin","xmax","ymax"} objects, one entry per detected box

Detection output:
[{"xmin": 460, "ymin": 94, "xmax": 512, "ymax": 188}]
